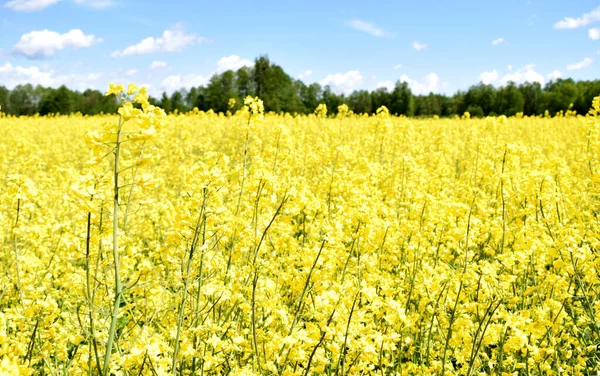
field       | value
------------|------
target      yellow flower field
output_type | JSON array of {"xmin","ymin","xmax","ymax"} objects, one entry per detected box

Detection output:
[{"xmin": 1, "ymin": 89, "xmax": 600, "ymax": 375}]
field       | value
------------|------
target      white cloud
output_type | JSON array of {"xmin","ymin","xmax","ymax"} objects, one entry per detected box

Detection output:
[
  {"xmin": 479, "ymin": 69, "xmax": 499, "ymax": 84},
  {"xmin": 12, "ymin": 29, "xmax": 102, "ymax": 58},
  {"xmin": 547, "ymin": 70, "xmax": 562, "ymax": 80},
  {"xmin": 554, "ymin": 6, "xmax": 600, "ymax": 29},
  {"xmin": 125, "ymin": 69, "xmax": 137, "ymax": 76},
  {"xmin": 393, "ymin": 64, "xmax": 402, "ymax": 70},
  {"xmin": 567, "ymin": 57, "xmax": 593, "ymax": 70},
  {"xmin": 347, "ymin": 20, "xmax": 386, "ymax": 37},
  {"xmin": 320, "ymin": 70, "xmax": 363, "ymax": 94},
  {"xmin": 162, "ymin": 74, "xmax": 208, "ymax": 93},
  {"xmin": 0, "ymin": 62, "xmax": 102, "ymax": 90},
  {"xmin": 500, "ymin": 64, "xmax": 544, "ymax": 85},
  {"xmin": 5, "ymin": 0, "xmax": 113, "ymax": 11},
  {"xmin": 0, "ymin": 62, "xmax": 55, "ymax": 87},
  {"xmin": 400, "ymin": 72, "xmax": 440, "ymax": 94},
  {"xmin": 86, "ymin": 72, "xmax": 102, "ymax": 81},
  {"xmin": 111, "ymin": 26, "xmax": 205, "ymax": 57},
  {"xmin": 4, "ymin": 0, "xmax": 58, "ymax": 11},
  {"xmin": 63, "ymin": 72, "xmax": 103, "ymax": 90},
  {"xmin": 150, "ymin": 61, "xmax": 168, "ymax": 70},
  {"xmin": 73, "ymin": 0, "xmax": 112, "ymax": 8},
  {"xmin": 507, "ymin": 65, "xmax": 513, "ymax": 71},
  {"xmin": 590, "ymin": 28, "xmax": 600, "ymax": 40},
  {"xmin": 376, "ymin": 80, "xmax": 394, "ymax": 91},
  {"xmin": 216, "ymin": 54, "xmax": 253, "ymax": 73},
  {"xmin": 298, "ymin": 70, "xmax": 312, "ymax": 79},
  {"xmin": 412, "ymin": 41, "xmax": 428, "ymax": 51},
  {"xmin": 491, "ymin": 37, "xmax": 505, "ymax": 45}
]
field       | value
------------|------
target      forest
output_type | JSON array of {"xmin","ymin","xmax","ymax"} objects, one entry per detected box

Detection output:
[{"xmin": 1, "ymin": 56, "xmax": 599, "ymax": 117}]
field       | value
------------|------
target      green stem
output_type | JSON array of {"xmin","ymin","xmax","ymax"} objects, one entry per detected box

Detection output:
[
  {"xmin": 103, "ymin": 114, "xmax": 123, "ymax": 375},
  {"xmin": 173, "ymin": 189, "xmax": 207, "ymax": 374}
]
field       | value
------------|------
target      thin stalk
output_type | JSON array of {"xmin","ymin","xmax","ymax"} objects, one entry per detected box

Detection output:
[
  {"xmin": 336, "ymin": 291, "xmax": 360, "ymax": 376},
  {"xmin": 500, "ymin": 146, "xmax": 507, "ymax": 254},
  {"xmin": 277, "ymin": 240, "xmax": 326, "ymax": 374},
  {"xmin": 441, "ymin": 281, "xmax": 462, "ymax": 376},
  {"xmin": 85, "ymin": 206, "xmax": 102, "ymax": 376},
  {"xmin": 103, "ymin": 114, "xmax": 124, "ymax": 375},
  {"xmin": 251, "ymin": 271, "xmax": 260, "ymax": 372},
  {"xmin": 251, "ymin": 194, "xmax": 288, "ymax": 372},
  {"xmin": 442, "ymin": 195, "xmax": 475, "ymax": 376},
  {"xmin": 172, "ymin": 189, "xmax": 207, "ymax": 374},
  {"xmin": 191, "ymin": 191, "xmax": 208, "ymax": 373},
  {"xmin": 12, "ymin": 197, "xmax": 25, "ymax": 310}
]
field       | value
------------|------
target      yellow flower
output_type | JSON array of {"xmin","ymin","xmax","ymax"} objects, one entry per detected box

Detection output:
[
  {"xmin": 127, "ymin": 83, "xmax": 140, "ymax": 95},
  {"xmin": 134, "ymin": 87, "xmax": 149, "ymax": 105},
  {"xmin": 314, "ymin": 103, "xmax": 327, "ymax": 118},
  {"xmin": 105, "ymin": 82, "xmax": 124, "ymax": 96}
]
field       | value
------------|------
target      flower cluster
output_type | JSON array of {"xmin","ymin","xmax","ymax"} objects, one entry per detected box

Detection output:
[
  {"xmin": 314, "ymin": 103, "xmax": 327, "ymax": 118},
  {"xmin": 242, "ymin": 96, "xmax": 264, "ymax": 121}
]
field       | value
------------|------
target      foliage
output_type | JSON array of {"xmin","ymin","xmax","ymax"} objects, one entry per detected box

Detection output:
[{"xmin": 2, "ymin": 57, "xmax": 600, "ymax": 117}]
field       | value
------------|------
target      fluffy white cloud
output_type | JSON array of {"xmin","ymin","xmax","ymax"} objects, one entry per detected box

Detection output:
[
  {"xmin": 347, "ymin": 20, "xmax": 386, "ymax": 37},
  {"xmin": 400, "ymin": 72, "xmax": 439, "ymax": 94},
  {"xmin": 4, "ymin": 0, "xmax": 58, "ymax": 11},
  {"xmin": 111, "ymin": 26, "xmax": 205, "ymax": 57},
  {"xmin": 567, "ymin": 57, "xmax": 593, "ymax": 70},
  {"xmin": 393, "ymin": 64, "xmax": 402, "ymax": 70},
  {"xmin": 478, "ymin": 65, "xmax": 560, "ymax": 86},
  {"xmin": 216, "ymin": 55, "xmax": 253, "ymax": 73},
  {"xmin": 150, "ymin": 61, "xmax": 168, "ymax": 70},
  {"xmin": 125, "ymin": 69, "xmax": 137, "ymax": 76},
  {"xmin": 12, "ymin": 29, "xmax": 102, "ymax": 58},
  {"xmin": 320, "ymin": 70, "xmax": 363, "ymax": 94},
  {"xmin": 501, "ymin": 64, "xmax": 544, "ymax": 85},
  {"xmin": 479, "ymin": 69, "xmax": 499, "ymax": 84},
  {"xmin": 554, "ymin": 6, "xmax": 600, "ymax": 29},
  {"xmin": 491, "ymin": 37, "xmax": 505, "ymax": 45},
  {"xmin": 0, "ymin": 62, "xmax": 101, "ymax": 89},
  {"xmin": 162, "ymin": 74, "xmax": 208, "ymax": 92},
  {"xmin": 0, "ymin": 62, "xmax": 54, "ymax": 87},
  {"xmin": 376, "ymin": 80, "xmax": 394, "ymax": 91},
  {"xmin": 298, "ymin": 70, "xmax": 312, "ymax": 79},
  {"xmin": 377, "ymin": 74, "xmax": 441, "ymax": 94},
  {"xmin": 547, "ymin": 70, "xmax": 562, "ymax": 80},
  {"xmin": 589, "ymin": 28, "xmax": 600, "ymax": 40},
  {"xmin": 412, "ymin": 41, "xmax": 428, "ymax": 51},
  {"xmin": 63, "ymin": 72, "xmax": 103, "ymax": 90}
]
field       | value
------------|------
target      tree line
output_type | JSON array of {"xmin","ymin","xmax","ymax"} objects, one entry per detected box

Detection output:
[{"xmin": 1, "ymin": 56, "xmax": 599, "ymax": 117}]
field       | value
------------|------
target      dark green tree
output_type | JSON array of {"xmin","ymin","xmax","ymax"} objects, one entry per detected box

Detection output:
[
  {"xmin": 348, "ymin": 90, "xmax": 372, "ymax": 114},
  {"xmin": 0, "ymin": 86, "xmax": 9, "ymax": 113},
  {"xmin": 9, "ymin": 84, "xmax": 38, "ymax": 116},
  {"xmin": 518, "ymin": 82, "xmax": 543, "ymax": 116},
  {"xmin": 390, "ymin": 81, "xmax": 414, "ymax": 116},
  {"xmin": 39, "ymin": 85, "xmax": 74, "ymax": 115},
  {"xmin": 159, "ymin": 92, "xmax": 172, "ymax": 113},
  {"xmin": 496, "ymin": 82, "xmax": 525, "ymax": 116},
  {"xmin": 170, "ymin": 91, "xmax": 187, "ymax": 113}
]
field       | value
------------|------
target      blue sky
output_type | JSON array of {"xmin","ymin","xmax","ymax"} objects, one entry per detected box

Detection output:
[{"xmin": 0, "ymin": 0, "xmax": 598, "ymax": 96}]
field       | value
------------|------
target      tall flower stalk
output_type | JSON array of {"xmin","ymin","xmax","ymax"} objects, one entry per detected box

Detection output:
[{"xmin": 80, "ymin": 83, "xmax": 166, "ymax": 375}]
